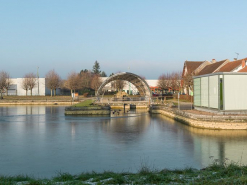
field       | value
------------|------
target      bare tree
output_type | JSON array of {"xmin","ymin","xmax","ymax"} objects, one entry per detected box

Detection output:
[
  {"xmin": 65, "ymin": 72, "xmax": 81, "ymax": 95},
  {"xmin": 46, "ymin": 70, "xmax": 61, "ymax": 96},
  {"xmin": 183, "ymin": 72, "xmax": 194, "ymax": 94},
  {"xmin": 91, "ymin": 74, "xmax": 102, "ymax": 93},
  {"xmin": 0, "ymin": 71, "xmax": 11, "ymax": 98},
  {"xmin": 170, "ymin": 71, "xmax": 182, "ymax": 93},
  {"xmin": 27, "ymin": 73, "xmax": 36, "ymax": 96},
  {"xmin": 22, "ymin": 73, "xmax": 37, "ymax": 96},
  {"xmin": 157, "ymin": 74, "xmax": 169, "ymax": 94},
  {"xmin": 112, "ymin": 79, "xmax": 126, "ymax": 92},
  {"xmin": 5, "ymin": 73, "xmax": 12, "ymax": 96},
  {"xmin": 22, "ymin": 76, "xmax": 29, "ymax": 96},
  {"xmin": 110, "ymin": 72, "xmax": 126, "ymax": 92},
  {"xmin": 80, "ymin": 70, "xmax": 93, "ymax": 89}
]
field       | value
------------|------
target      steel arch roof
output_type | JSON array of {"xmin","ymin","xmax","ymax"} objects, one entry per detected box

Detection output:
[{"xmin": 96, "ymin": 72, "xmax": 152, "ymax": 98}]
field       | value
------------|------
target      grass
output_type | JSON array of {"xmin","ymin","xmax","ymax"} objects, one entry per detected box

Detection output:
[
  {"xmin": 1, "ymin": 162, "xmax": 247, "ymax": 184},
  {"xmin": 73, "ymin": 99, "xmax": 97, "ymax": 107}
]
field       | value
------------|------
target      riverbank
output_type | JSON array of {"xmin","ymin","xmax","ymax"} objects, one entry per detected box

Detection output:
[
  {"xmin": 150, "ymin": 105, "xmax": 247, "ymax": 130},
  {"xmin": 0, "ymin": 95, "xmax": 84, "ymax": 105},
  {"xmin": 1, "ymin": 163, "xmax": 246, "ymax": 184}
]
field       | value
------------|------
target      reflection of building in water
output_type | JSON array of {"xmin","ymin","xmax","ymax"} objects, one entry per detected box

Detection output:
[
  {"xmin": 154, "ymin": 115, "xmax": 195, "ymax": 156},
  {"xmin": 101, "ymin": 110, "xmax": 150, "ymax": 144},
  {"xmin": 16, "ymin": 106, "xmax": 46, "ymax": 115},
  {"xmin": 187, "ymin": 127, "xmax": 247, "ymax": 166}
]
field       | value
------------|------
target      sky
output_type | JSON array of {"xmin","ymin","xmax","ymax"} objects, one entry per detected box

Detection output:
[{"xmin": 1, "ymin": 0, "xmax": 247, "ymax": 79}]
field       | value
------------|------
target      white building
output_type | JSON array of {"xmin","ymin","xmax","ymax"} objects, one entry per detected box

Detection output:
[
  {"xmin": 6, "ymin": 78, "xmax": 56, "ymax": 96},
  {"xmin": 194, "ymin": 72, "xmax": 247, "ymax": 111}
]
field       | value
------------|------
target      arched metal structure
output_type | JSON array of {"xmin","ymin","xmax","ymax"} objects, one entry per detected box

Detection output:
[{"xmin": 96, "ymin": 72, "xmax": 152, "ymax": 100}]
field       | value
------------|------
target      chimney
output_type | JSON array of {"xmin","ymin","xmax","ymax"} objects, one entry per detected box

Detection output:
[
  {"xmin": 242, "ymin": 59, "xmax": 246, "ymax": 68},
  {"xmin": 211, "ymin": 59, "xmax": 216, "ymax": 63}
]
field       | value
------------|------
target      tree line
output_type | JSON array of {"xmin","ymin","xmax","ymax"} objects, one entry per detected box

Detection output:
[
  {"xmin": 0, "ymin": 61, "xmax": 107, "ymax": 97},
  {"xmin": 0, "ymin": 61, "xmax": 185, "ymax": 97},
  {"xmin": 157, "ymin": 71, "xmax": 182, "ymax": 94}
]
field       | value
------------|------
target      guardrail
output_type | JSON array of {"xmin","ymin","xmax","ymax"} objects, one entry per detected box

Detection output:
[{"xmin": 111, "ymin": 97, "xmax": 146, "ymax": 101}]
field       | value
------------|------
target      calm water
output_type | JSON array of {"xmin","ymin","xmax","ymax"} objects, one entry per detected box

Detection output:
[{"xmin": 0, "ymin": 106, "xmax": 247, "ymax": 178}]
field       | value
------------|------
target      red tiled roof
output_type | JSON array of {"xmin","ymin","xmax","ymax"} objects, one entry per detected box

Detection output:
[
  {"xmin": 238, "ymin": 66, "xmax": 247, "ymax": 72},
  {"xmin": 217, "ymin": 59, "xmax": 242, "ymax": 72},
  {"xmin": 185, "ymin": 61, "xmax": 204, "ymax": 73},
  {"xmin": 197, "ymin": 59, "xmax": 228, "ymax": 75}
]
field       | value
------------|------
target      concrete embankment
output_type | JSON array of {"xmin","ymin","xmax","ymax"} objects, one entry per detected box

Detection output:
[
  {"xmin": 0, "ymin": 101, "xmax": 77, "ymax": 105},
  {"xmin": 65, "ymin": 106, "xmax": 111, "ymax": 115},
  {"xmin": 150, "ymin": 106, "xmax": 247, "ymax": 130}
]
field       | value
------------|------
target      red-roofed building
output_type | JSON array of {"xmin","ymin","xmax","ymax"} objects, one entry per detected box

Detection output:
[
  {"xmin": 217, "ymin": 58, "xmax": 247, "ymax": 72},
  {"xmin": 182, "ymin": 60, "xmax": 211, "ymax": 94},
  {"xmin": 197, "ymin": 59, "xmax": 229, "ymax": 76},
  {"xmin": 238, "ymin": 59, "xmax": 247, "ymax": 72}
]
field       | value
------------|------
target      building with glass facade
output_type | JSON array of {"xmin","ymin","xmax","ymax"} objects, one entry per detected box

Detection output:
[{"xmin": 193, "ymin": 72, "xmax": 247, "ymax": 111}]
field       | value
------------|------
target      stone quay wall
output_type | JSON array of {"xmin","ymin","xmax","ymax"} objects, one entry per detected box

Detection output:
[
  {"xmin": 65, "ymin": 106, "xmax": 111, "ymax": 115},
  {"xmin": 150, "ymin": 106, "xmax": 247, "ymax": 130}
]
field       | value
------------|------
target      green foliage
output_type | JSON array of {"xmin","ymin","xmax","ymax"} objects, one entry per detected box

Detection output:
[
  {"xmin": 73, "ymin": 99, "xmax": 95, "ymax": 107},
  {"xmin": 2, "ymin": 161, "xmax": 247, "ymax": 184},
  {"xmin": 53, "ymin": 172, "xmax": 75, "ymax": 181},
  {"xmin": 100, "ymin": 71, "xmax": 107, "ymax": 77},
  {"xmin": 79, "ymin": 87, "xmax": 95, "ymax": 95},
  {"xmin": 80, "ymin": 69, "xmax": 88, "ymax": 75},
  {"xmin": 92, "ymin": 60, "xmax": 101, "ymax": 74}
]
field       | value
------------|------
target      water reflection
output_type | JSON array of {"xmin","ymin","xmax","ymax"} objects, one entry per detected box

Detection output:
[
  {"xmin": 0, "ymin": 106, "xmax": 247, "ymax": 178},
  {"xmin": 185, "ymin": 126, "xmax": 247, "ymax": 167},
  {"xmin": 101, "ymin": 110, "xmax": 151, "ymax": 144}
]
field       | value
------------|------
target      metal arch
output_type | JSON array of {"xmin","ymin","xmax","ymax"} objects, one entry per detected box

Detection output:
[{"xmin": 96, "ymin": 72, "xmax": 152, "ymax": 98}]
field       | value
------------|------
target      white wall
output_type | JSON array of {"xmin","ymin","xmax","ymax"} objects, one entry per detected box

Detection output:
[
  {"xmin": 16, "ymin": 78, "xmax": 46, "ymax": 96},
  {"xmin": 224, "ymin": 75, "xmax": 247, "ymax": 110}
]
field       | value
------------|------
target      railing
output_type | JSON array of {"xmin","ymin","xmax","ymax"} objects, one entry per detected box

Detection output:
[{"xmin": 111, "ymin": 97, "xmax": 146, "ymax": 101}]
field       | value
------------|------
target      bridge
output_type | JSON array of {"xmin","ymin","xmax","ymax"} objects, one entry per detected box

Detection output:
[{"xmin": 96, "ymin": 72, "xmax": 152, "ymax": 106}]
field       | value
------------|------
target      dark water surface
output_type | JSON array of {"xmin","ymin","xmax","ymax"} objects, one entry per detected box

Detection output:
[{"xmin": 0, "ymin": 106, "xmax": 247, "ymax": 178}]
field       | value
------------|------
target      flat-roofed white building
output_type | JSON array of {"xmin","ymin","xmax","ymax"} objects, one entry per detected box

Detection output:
[
  {"xmin": 193, "ymin": 72, "xmax": 247, "ymax": 111},
  {"xmin": 6, "ymin": 78, "xmax": 56, "ymax": 96}
]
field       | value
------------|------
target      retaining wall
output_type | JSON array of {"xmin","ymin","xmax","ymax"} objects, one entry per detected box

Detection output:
[{"xmin": 151, "ymin": 107, "xmax": 247, "ymax": 130}]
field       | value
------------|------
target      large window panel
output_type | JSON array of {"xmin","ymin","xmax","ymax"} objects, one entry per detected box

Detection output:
[
  {"xmin": 194, "ymin": 78, "xmax": 201, "ymax": 106},
  {"xmin": 209, "ymin": 75, "xmax": 218, "ymax": 109},
  {"xmin": 201, "ymin": 77, "xmax": 208, "ymax": 107}
]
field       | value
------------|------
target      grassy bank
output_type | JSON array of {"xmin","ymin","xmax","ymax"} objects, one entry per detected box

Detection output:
[
  {"xmin": 1, "ymin": 163, "xmax": 247, "ymax": 184},
  {"xmin": 73, "ymin": 99, "xmax": 96, "ymax": 107}
]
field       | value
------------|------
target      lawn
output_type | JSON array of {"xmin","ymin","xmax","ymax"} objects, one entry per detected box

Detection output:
[
  {"xmin": 73, "ymin": 99, "xmax": 96, "ymax": 107},
  {"xmin": 1, "ymin": 163, "xmax": 247, "ymax": 184}
]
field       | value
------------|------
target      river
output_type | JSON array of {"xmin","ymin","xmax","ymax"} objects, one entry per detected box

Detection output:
[{"xmin": 0, "ymin": 106, "xmax": 247, "ymax": 178}]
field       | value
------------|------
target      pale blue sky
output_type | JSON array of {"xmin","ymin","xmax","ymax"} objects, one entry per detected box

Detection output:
[{"xmin": 1, "ymin": 0, "xmax": 247, "ymax": 79}]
